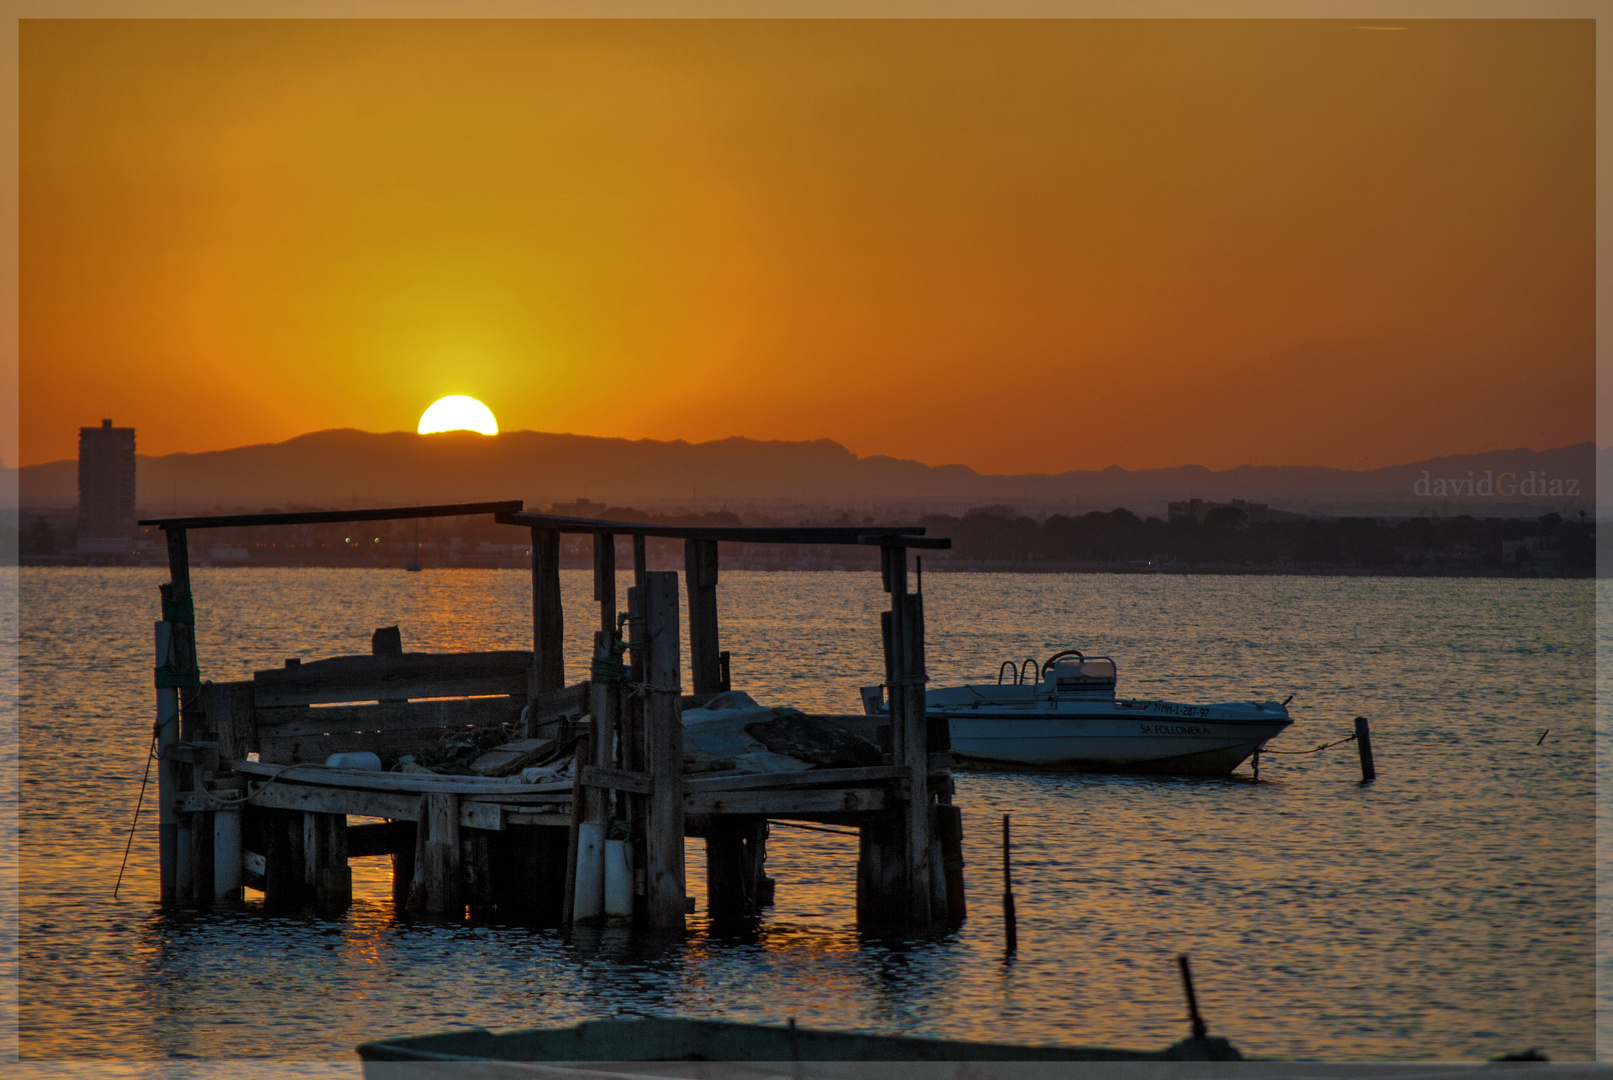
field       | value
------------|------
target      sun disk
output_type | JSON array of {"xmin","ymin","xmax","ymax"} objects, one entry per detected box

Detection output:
[{"xmin": 419, "ymin": 396, "xmax": 498, "ymax": 435}]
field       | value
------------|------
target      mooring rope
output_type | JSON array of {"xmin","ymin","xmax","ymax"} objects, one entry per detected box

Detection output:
[
  {"xmin": 1261, "ymin": 733, "xmax": 1358, "ymax": 756},
  {"xmin": 112, "ymin": 725, "xmax": 160, "ymax": 899},
  {"xmin": 190, "ymin": 761, "xmax": 305, "ymax": 810}
]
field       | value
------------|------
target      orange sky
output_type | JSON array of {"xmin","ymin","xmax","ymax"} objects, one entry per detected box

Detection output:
[{"xmin": 19, "ymin": 19, "xmax": 1593, "ymax": 473}]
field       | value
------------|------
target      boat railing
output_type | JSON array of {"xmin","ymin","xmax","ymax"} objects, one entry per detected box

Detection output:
[{"xmin": 996, "ymin": 658, "xmax": 1042, "ymax": 686}]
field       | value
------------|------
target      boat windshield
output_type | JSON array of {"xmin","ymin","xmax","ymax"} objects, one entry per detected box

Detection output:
[{"xmin": 1046, "ymin": 656, "xmax": 1117, "ymax": 692}]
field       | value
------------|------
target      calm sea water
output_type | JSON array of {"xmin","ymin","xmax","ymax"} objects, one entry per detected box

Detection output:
[{"xmin": 13, "ymin": 568, "xmax": 1597, "ymax": 1063}]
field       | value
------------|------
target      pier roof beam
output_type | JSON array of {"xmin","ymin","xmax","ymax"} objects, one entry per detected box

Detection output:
[
  {"xmin": 140, "ymin": 500, "xmax": 524, "ymax": 531},
  {"xmin": 495, "ymin": 511, "xmax": 935, "ymax": 546}
]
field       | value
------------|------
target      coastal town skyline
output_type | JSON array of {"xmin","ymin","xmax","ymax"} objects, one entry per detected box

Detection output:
[{"xmin": 17, "ymin": 19, "xmax": 1593, "ymax": 473}]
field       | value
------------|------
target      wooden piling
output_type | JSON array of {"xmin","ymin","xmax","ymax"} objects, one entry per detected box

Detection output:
[
  {"xmin": 936, "ymin": 803, "xmax": 967, "ymax": 928},
  {"xmin": 391, "ymin": 822, "xmax": 417, "ymax": 910},
  {"xmin": 684, "ymin": 539, "xmax": 721, "ymax": 695},
  {"xmin": 561, "ymin": 733, "xmax": 589, "ymax": 932},
  {"xmin": 1355, "ymin": 717, "xmax": 1376, "ymax": 782},
  {"xmin": 418, "ymin": 791, "xmax": 462, "ymax": 916},
  {"xmin": 642, "ymin": 571, "xmax": 686, "ymax": 932},
  {"xmin": 264, "ymin": 809, "xmax": 307, "ymax": 911},
  {"xmin": 706, "ymin": 817, "xmax": 766, "ymax": 922},
  {"xmin": 1002, "ymin": 813, "xmax": 1018, "ymax": 953},
  {"xmin": 155, "ymin": 615, "xmax": 179, "ymax": 905},
  {"xmin": 531, "ymin": 527, "xmax": 564, "ymax": 692}
]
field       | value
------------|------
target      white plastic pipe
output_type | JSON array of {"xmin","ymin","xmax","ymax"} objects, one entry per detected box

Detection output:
[
  {"xmin": 604, "ymin": 838, "xmax": 633, "ymax": 921},
  {"xmin": 213, "ymin": 807, "xmax": 242, "ymax": 899},
  {"xmin": 573, "ymin": 821, "xmax": 605, "ymax": 923}
]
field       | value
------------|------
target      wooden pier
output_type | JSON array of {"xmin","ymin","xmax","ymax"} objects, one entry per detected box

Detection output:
[{"xmin": 140, "ymin": 501, "xmax": 963, "ymax": 936}]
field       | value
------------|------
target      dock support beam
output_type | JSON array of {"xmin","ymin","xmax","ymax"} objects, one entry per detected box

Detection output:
[
  {"xmin": 685, "ymin": 540, "xmax": 722, "ymax": 695},
  {"xmin": 859, "ymin": 543, "xmax": 937, "ymax": 933},
  {"xmin": 156, "ymin": 526, "xmax": 198, "ymax": 907},
  {"xmin": 644, "ymin": 571, "xmax": 687, "ymax": 932},
  {"xmin": 531, "ymin": 527, "xmax": 564, "ymax": 692}
]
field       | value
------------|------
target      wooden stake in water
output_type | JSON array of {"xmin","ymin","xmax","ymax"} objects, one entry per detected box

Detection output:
[
  {"xmin": 1002, "ymin": 813, "xmax": 1017, "ymax": 954},
  {"xmin": 1354, "ymin": 717, "xmax": 1376, "ymax": 782},
  {"xmin": 1177, "ymin": 954, "xmax": 1208, "ymax": 1039}
]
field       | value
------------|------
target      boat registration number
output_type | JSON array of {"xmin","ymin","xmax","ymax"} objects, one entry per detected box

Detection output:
[{"xmin": 1149, "ymin": 702, "xmax": 1211, "ymax": 719}]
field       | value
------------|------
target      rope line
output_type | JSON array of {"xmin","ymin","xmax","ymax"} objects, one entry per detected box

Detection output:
[
  {"xmin": 767, "ymin": 819, "xmax": 860, "ymax": 838},
  {"xmin": 1261, "ymin": 733, "xmax": 1357, "ymax": 756},
  {"xmin": 112, "ymin": 729, "xmax": 158, "ymax": 900}
]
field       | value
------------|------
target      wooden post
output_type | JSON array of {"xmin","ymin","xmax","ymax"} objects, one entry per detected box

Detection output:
[
  {"xmin": 594, "ymin": 532, "xmax": 617, "ymax": 634},
  {"xmin": 583, "ymin": 531, "xmax": 618, "ymax": 925},
  {"xmin": 684, "ymin": 539, "xmax": 722, "ymax": 695},
  {"xmin": 561, "ymin": 733, "xmax": 589, "ymax": 933},
  {"xmin": 633, "ymin": 534, "xmax": 648, "ymax": 592},
  {"xmin": 624, "ymin": 587, "xmax": 648, "ymax": 921},
  {"xmin": 1002, "ymin": 813, "xmax": 1018, "ymax": 953},
  {"xmin": 156, "ymin": 526, "xmax": 197, "ymax": 906},
  {"xmin": 901, "ymin": 585, "xmax": 933, "ymax": 929},
  {"xmin": 531, "ymin": 527, "xmax": 564, "ymax": 692},
  {"xmin": 391, "ymin": 822, "xmax": 416, "ymax": 910},
  {"xmin": 419, "ymin": 791, "xmax": 462, "ymax": 917},
  {"xmin": 936, "ymin": 803, "xmax": 967, "ymax": 928},
  {"xmin": 264, "ymin": 809, "xmax": 307, "ymax": 911},
  {"xmin": 1355, "ymin": 717, "xmax": 1376, "ymax": 782},
  {"xmin": 313, "ymin": 813, "xmax": 351, "ymax": 909},
  {"xmin": 643, "ymin": 570, "xmax": 686, "ymax": 932}
]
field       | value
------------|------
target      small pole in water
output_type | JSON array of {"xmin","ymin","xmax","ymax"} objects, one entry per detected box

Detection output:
[
  {"xmin": 1537, "ymin": 729, "xmax": 1549, "ymax": 746},
  {"xmin": 1354, "ymin": 717, "xmax": 1376, "ymax": 782},
  {"xmin": 1002, "ymin": 813, "xmax": 1018, "ymax": 955},
  {"xmin": 1177, "ymin": 954, "xmax": 1208, "ymax": 1039},
  {"xmin": 1251, "ymin": 747, "xmax": 1260, "ymax": 782}
]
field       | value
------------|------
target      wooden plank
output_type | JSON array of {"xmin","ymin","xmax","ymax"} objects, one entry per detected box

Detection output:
[
  {"xmin": 256, "ymin": 728, "xmax": 466, "ymax": 765},
  {"xmin": 505, "ymin": 810, "xmax": 571, "ymax": 828},
  {"xmin": 685, "ymin": 764, "xmax": 908, "ymax": 794},
  {"xmin": 579, "ymin": 765, "xmax": 654, "ymax": 795},
  {"xmin": 461, "ymin": 801, "xmax": 502, "ymax": 831},
  {"xmin": 246, "ymin": 782, "xmax": 422, "ymax": 820},
  {"xmin": 531, "ymin": 527, "xmax": 565, "ymax": 692},
  {"xmin": 257, "ymin": 696, "xmax": 525, "ymax": 738},
  {"xmin": 231, "ymin": 759, "xmax": 572, "ymax": 796},
  {"xmin": 643, "ymin": 571, "xmax": 686, "ymax": 932},
  {"xmin": 686, "ymin": 786, "xmax": 891, "ymax": 817},
  {"xmin": 252, "ymin": 651, "xmax": 533, "ymax": 708},
  {"xmin": 684, "ymin": 539, "xmax": 722, "ymax": 695}
]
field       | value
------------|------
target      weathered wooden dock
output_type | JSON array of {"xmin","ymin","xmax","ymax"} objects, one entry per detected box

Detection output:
[{"xmin": 140, "ymin": 501, "xmax": 963, "ymax": 936}]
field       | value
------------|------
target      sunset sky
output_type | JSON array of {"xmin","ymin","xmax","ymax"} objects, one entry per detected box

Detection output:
[{"xmin": 18, "ymin": 19, "xmax": 1593, "ymax": 473}]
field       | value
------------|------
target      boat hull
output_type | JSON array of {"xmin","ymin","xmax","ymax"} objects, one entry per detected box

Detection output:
[{"xmin": 944, "ymin": 713, "xmax": 1290, "ymax": 776}]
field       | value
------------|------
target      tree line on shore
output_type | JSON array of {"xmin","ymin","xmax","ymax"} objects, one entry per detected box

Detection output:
[
  {"xmin": 915, "ymin": 505, "xmax": 1594, "ymax": 572},
  {"xmin": 19, "ymin": 498, "xmax": 1595, "ymax": 574}
]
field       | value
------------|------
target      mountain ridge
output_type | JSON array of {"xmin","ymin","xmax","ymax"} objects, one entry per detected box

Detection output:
[{"xmin": 13, "ymin": 428, "xmax": 1599, "ymax": 518}]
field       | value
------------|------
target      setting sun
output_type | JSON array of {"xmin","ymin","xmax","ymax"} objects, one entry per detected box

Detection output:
[{"xmin": 418, "ymin": 396, "xmax": 498, "ymax": 435}]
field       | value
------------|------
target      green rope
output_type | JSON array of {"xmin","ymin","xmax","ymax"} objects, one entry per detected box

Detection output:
[{"xmin": 155, "ymin": 665, "xmax": 200, "ymax": 688}]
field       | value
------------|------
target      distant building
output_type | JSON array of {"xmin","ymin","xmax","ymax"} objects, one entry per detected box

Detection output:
[
  {"xmin": 1166, "ymin": 498, "xmax": 1271, "ymax": 525},
  {"xmin": 78, "ymin": 419, "xmax": 136, "ymax": 553}
]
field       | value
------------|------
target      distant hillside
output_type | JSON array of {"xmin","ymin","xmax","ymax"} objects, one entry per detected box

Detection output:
[{"xmin": 15, "ymin": 428, "xmax": 1599, "ymax": 520}]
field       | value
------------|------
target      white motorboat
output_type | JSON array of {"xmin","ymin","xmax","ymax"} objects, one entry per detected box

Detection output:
[{"xmin": 866, "ymin": 651, "xmax": 1292, "ymax": 776}]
